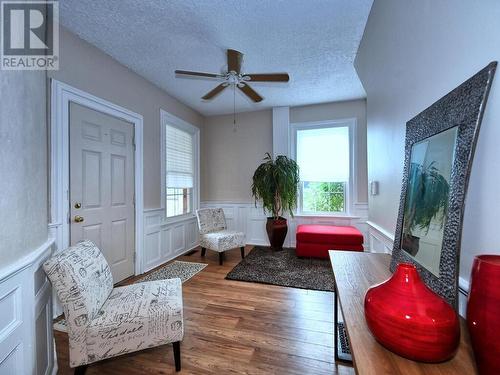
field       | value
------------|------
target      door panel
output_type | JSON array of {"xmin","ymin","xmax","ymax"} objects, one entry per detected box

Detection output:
[
  {"xmin": 111, "ymin": 154, "xmax": 126, "ymax": 206},
  {"xmin": 82, "ymin": 150, "xmax": 102, "ymax": 208},
  {"xmin": 82, "ymin": 224, "xmax": 103, "ymax": 249},
  {"xmin": 70, "ymin": 102, "xmax": 135, "ymax": 282}
]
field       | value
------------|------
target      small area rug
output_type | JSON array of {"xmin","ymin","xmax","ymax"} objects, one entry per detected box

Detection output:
[
  {"xmin": 53, "ymin": 260, "xmax": 207, "ymax": 333},
  {"xmin": 225, "ymin": 246, "xmax": 335, "ymax": 292},
  {"xmin": 137, "ymin": 260, "xmax": 207, "ymax": 283}
]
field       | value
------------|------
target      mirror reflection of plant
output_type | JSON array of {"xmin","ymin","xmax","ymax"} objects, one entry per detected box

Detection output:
[
  {"xmin": 404, "ymin": 161, "xmax": 450, "ymax": 236},
  {"xmin": 252, "ymin": 153, "xmax": 300, "ymax": 220}
]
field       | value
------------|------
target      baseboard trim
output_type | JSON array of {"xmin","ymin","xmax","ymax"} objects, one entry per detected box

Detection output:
[{"xmin": 143, "ymin": 243, "xmax": 200, "ymax": 274}]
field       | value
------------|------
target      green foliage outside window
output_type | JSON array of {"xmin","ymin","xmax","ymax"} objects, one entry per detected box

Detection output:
[{"xmin": 302, "ymin": 182, "xmax": 345, "ymax": 213}]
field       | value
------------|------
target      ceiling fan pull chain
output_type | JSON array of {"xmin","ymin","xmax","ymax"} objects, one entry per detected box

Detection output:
[{"xmin": 233, "ymin": 84, "xmax": 237, "ymax": 132}]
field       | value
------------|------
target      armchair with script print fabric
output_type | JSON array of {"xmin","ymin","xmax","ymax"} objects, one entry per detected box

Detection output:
[
  {"xmin": 43, "ymin": 240, "xmax": 183, "ymax": 374},
  {"xmin": 196, "ymin": 208, "xmax": 247, "ymax": 265}
]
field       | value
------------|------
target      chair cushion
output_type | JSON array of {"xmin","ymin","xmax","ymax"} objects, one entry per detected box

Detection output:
[
  {"xmin": 43, "ymin": 241, "xmax": 114, "ymax": 366},
  {"xmin": 43, "ymin": 240, "xmax": 113, "ymax": 326},
  {"xmin": 84, "ymin": 278, "xmax": 184, "ymax": 366},
  {"xmin": 200, "ymin": 230, "xmax": 246, "ymax": 252},
  {"xmin": 196, "ymin": 208, "xmax": 227, "ymax": 234},
  {"xmin": 296, "ymin": 225, "xmax": 364, "ymax": 245}
]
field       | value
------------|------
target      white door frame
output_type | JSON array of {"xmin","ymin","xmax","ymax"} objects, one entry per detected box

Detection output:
[{"xmin": 50, "ymin": 79, "xmax": 144, "ymax": 275}]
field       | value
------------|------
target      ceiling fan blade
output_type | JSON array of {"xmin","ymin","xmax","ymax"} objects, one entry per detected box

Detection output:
[
  {"xmin": 238, "ymin": 83, "xmax": 263, "ymax": 102},
  {"xmin": 227, "ymin": 49, "xmax": 243, "ymax": 74},
  {"xmin": 244, "ymin": 73, "xmax": 290, "ymax": 82},
  {"xmin": 202, "ymin": 83, "xmax": 228, "ymax": 100},
  {"xmin": 175, "ymin": 70, "xmax": 223, "ymax": 78}
]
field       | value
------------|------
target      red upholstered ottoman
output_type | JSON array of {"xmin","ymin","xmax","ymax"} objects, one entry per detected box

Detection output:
[{"xmin": 296, "ymin": 225, "xmax": 364, "ymax": 259}]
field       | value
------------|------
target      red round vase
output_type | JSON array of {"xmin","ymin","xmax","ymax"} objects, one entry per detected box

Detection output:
[
  {"xmin": 364, "ymin": 263, "xmax": 460, "ymax": 362},
  {"xmin": 467, "ymin": 255, "xmax": 500, "ymax": 375}
]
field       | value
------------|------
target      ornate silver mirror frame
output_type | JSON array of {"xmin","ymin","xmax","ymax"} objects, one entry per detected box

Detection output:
[{"xmin": 390, "ymin": 62, "xmax": 497, "ymax": 308}]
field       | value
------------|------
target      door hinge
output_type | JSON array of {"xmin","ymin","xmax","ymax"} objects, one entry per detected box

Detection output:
[{"xmin": 132, "ymin": 134, "xmax": 136, "ymax": 150}]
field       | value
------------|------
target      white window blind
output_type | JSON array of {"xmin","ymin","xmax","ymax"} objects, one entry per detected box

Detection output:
[
  {"xmin": 296, "ymin": 126, "xmax": 350, "ymax": 182},
  {"xmin": 166, "ymin": 124, "xmax": 194, "ymax": 188}
]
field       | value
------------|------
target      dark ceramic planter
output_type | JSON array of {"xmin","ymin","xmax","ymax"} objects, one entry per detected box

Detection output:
[{"xmin": 266, "ymin": 217, "xmax": 288, "ymax": 250}]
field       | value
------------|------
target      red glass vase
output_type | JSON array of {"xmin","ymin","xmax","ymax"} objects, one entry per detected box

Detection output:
[
  {"xmin": 467, "ymin": 255, "xmax": 500, "ymax": 374},
  {"xmin": 364, "ymin": 263, "xmax": 460, "ymax": 362}
]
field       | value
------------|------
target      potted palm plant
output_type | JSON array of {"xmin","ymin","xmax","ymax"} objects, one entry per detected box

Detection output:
[{"xmin": 252, "ymin": 153, "xmax": 300, "ymax": 250}]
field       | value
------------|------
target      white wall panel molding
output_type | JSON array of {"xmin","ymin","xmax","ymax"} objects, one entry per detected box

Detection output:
[
  {"xmin": 201, "ymin": 201, "xmax": 370, "ymax": 250},
  {"xmin": 272, "ymin": 107, "xmax": 290, "ymax": 158},
  {"xmin": 366, "ymin": 221, "xmax": 394, "ymax": 254},
  {"xmin": 0, "ymin": 238, "xmax": 56, "ymax": 375},
  {"xmin": 457, "ymin": 277, "xmax": 469, "ymax": 318},
  {"xmin": 143, "ymin": 209, "xmax": 200, "ymax": 272}
]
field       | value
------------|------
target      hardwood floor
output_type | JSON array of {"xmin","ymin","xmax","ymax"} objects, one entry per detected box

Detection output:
[{"xmin": 54, "ymin": 246, "xmax": 354, "ymax": 374}]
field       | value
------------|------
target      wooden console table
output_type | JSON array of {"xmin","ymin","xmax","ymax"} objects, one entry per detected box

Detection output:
[{"xmin": 329, "ymin": 250, "xmax": 477, "ymax": 375}]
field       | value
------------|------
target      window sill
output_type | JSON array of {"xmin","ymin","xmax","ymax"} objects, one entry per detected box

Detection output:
[
  {"xmin": 293, "ymin": 213, "xmax": 361, "ymax": 220},
  {"xmin": 161, "ymin": 213, "xmax": 197, "ymax": 226}
]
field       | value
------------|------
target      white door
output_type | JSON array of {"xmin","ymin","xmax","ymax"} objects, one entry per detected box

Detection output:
[{"xmin": 69, "ymin": 102, "xmax": 135, "ymax": 282}]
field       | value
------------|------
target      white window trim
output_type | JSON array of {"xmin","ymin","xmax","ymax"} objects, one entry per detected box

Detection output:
[
  {"xmin": 160, "ymin": 109, "xmax": 200, "ymax": 224},
  {"xmin": 290, "ymin": 118, "xmax": 357, "ymax": 217}
]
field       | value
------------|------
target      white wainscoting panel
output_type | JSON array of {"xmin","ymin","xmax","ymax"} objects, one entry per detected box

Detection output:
[
  {"xmin": 366, "ymin": 221, "xmax": 394, "ymax": 254},
  {"xmin": 458, "ymin": 277, "xmax": 469, "ymax": 318},
  {"xmin": 201, "ymin": 202, "xmax": 370, "ymax": 250},
  {"xmin": 142, "ymin": 209, "xmax": 199, "ymax": 273},
  {"xmin": 0, "ymin": 238, "xmax": 56, "ymax": 375}
]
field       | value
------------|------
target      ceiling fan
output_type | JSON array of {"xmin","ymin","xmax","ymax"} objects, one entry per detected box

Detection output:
[{"xmin": 175, "ymin": 49, "xmax": 289, "ymax": 103}]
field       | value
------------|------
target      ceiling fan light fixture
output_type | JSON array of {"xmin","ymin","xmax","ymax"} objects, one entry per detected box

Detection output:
[{"xmin": 174, "ymin": 49, "xmax": 289, "ymax": 103}]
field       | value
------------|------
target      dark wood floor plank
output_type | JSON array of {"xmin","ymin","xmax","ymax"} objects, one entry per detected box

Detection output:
[{"xmin": 54, "ymin": 246, "xmax": 354, "ymax": 374}]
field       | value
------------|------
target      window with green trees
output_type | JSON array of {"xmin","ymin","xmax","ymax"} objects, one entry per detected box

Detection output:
[
  {"xmin": 302, "ymin": 181, "xmax": 346, "ymax": 212},
  {"xmin": 295, "ymin": 124, "xmax": 350, "ymax": 214}
]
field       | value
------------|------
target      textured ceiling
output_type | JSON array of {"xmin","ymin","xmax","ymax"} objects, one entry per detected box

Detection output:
[{"xmin": 60, "ymin": 0, "xmax": 372, "ymax": 116}]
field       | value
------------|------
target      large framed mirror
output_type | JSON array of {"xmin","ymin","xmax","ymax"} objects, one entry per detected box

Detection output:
[{"xmin": 391, "ymin": 62, "xmax": 497, "ymax": 308}]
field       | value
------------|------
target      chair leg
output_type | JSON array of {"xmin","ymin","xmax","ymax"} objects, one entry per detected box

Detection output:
[
  {"xmin": 240, "ymin": 247, "xmax": 245, "ymax": 259},
  {"xmin": 219, "ymin": 252, "xmax": 224, "ymax": 265},
  {"xmin": 74, "ymin": 365, "xmax": 88, "ymax": 375},
  {"xmin": 201, "ymin": 247, "xmax": 206, "ymax": 256},
  {"xmin": 173, "ymin": 341, "xmax": 181, "ymax": 372}
]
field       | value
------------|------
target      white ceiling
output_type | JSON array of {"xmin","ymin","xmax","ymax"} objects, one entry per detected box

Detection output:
[{"xmin": 59, "ymin": 0, "xmax": 372, "ymax": 116}]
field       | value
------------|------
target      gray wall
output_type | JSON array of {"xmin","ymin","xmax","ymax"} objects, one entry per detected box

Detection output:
[
  {"xmin": 355, "ymin": 0, "xmax": 500, "ymax": 282},
  {"xmin": 202, "ymin": 99, "xmax": 368, "ymax": 204},
  {"xmin": 0, "ymin": 70, "xmax": 48, "ymax": 267},
  {"xmin": 48, "ymin": 27, "xmax": 204, "ymax": 210},
  {"xmin": 202, "ymin": 110, "xmax": 273, "ymax": 202},
  {"xmin": 290, "ymin": 99, "xmax": 368, "ymax": 204}
]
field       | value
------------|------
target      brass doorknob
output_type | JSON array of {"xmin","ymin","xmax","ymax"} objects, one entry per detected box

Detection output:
[
  {"xmin": 74, "ymin": 202, "xmax": 81, "ymax": 209},
  {"xmin": 74, "ymin": 215, "xmax": 84, "ymax": 223}
]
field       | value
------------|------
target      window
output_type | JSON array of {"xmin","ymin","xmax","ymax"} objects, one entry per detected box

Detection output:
[
  {"xmin": 164, "ymin": 122, "xmax": 195, "ymax": 218},
  {"xmin": 295, "ymin": 124, "xmax": 350, "ymax": 214}
]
